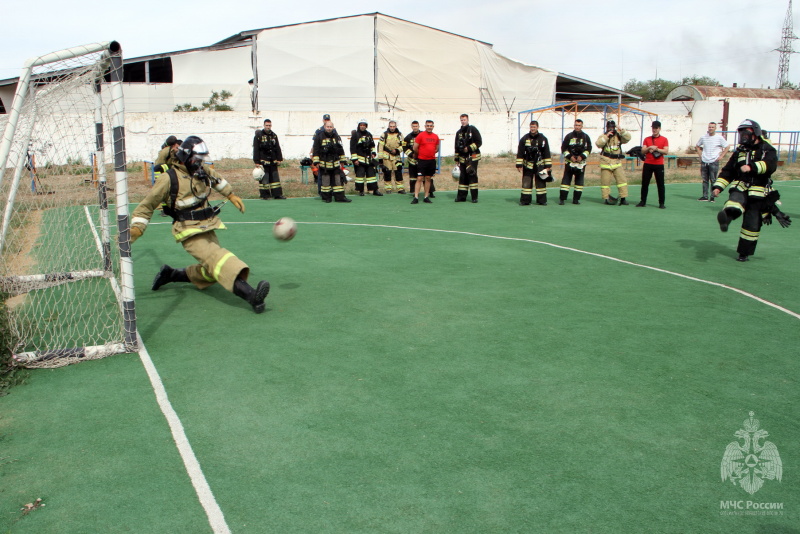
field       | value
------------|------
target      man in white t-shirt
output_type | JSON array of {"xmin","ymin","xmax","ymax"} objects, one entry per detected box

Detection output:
[{"xmin": 696, "ymin": 122, "xmax": 729, "ymax": 202}]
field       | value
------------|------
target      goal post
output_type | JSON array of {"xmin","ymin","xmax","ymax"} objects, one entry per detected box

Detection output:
[{"xmin": 0, "ymin": 41, "xmax": 138, "ymax": 368}]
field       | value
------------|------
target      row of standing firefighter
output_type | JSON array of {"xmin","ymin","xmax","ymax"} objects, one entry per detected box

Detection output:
[
  {"xmin": 516, "ymin": 117, "xmax": 792, "ymax": 262},
  {"xmin": 305, "ymin": 113, "xmax": 484, "ymax": 203}
]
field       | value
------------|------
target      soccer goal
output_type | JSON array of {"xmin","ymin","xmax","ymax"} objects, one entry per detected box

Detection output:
[{"xmin": 0, "ymin": 41, "xmax": 137, "ymax": 368}]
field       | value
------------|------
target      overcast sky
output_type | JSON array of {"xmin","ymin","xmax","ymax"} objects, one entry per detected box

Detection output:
[{"xmin": 0, "ymin": 0, "xmax": 794, "ymax": 91}]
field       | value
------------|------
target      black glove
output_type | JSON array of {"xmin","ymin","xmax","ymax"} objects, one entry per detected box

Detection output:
[{"xmin": 776, "ymin": 211, "xmax": 792, "ymax": 228}]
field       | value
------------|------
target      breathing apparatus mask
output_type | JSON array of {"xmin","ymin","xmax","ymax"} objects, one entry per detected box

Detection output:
[{"xmin": 177, "ymin": 136, "xmax": 211, "ymax": 177}]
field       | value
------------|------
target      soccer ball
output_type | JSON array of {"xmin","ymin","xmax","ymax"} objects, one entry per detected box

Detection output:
[{"xmin": 273, "ymin": 217, "xmax": 297, "ymax": 241}]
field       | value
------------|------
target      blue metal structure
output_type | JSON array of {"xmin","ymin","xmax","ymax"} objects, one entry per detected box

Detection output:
[{"xmin": 517, "ymin": 102, "xmax": 659, "ymax": 160}]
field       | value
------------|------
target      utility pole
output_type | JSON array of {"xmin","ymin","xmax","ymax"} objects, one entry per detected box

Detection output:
[{"xmin": 775, "ymin": 0, "xmax": 797, "ymax": 88}]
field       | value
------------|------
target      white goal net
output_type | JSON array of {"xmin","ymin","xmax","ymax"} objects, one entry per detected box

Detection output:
[{"xmin": 0, "ymin": 42, "xmax": 137, "ymax": 368}]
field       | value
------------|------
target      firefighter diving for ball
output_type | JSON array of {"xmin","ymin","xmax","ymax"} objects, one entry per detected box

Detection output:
[{"xmin": 130, "ymin": 136, "xmax": 270, "ymax": 313}]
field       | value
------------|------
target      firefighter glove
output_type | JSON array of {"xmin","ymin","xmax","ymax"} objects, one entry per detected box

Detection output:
[
  {"xmin": 776, "ymin": 211, "xmax": 792, "ymax": 228},
  {"xmin": 228, "ymin": 194, "xmax": 245, "ymax": 213},
  {"xmin": 130, "ymin": 226, "xmax": 143, "ymax": 243}
]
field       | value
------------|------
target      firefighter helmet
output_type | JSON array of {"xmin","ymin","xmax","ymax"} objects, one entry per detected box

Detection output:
[
  {"xmin": 737, "ymin": 119, "xmax": 762, "ymax": 147},
  {"xmin": 451, "ymin": 165, "xmax": 461, "ymax": 180},
  {"xmin": 252, "ymin": 167, "xmax": 265, "ymax": 180}
]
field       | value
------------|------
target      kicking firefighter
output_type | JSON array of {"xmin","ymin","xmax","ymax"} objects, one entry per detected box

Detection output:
[
  {"xmin": 350, "ymin": 119, "xmax": 383, "ymax": 196},
  {"xmin": 252, "ymin": 119, "xmax": 286, "ymax": 199},
  {"xmin": 713, "ymin": 119, "xmax": 791, "ymax": 261},
  {"xmin": 378, "ymin": 120, "xmax": 405, "ymax": 193},
  {"xmin": 516, "ymin": 120, "xmax": 553, "ymax": 206},
  {"xmin": 595, "ymin": 119, "xmax": 631, "ymax": 205},
  {"xmin": 313, "ymin": 121, "xmax": 351, "ymax": 203},
  {"xmin": 454, "ymin": 114, "xmax": 482, "ymax": 203},
  {"xmin": 130, "ymin": 136, "xmax": 270, "ymax": 313},
  {"xmin": 559, "ymin": 119, "xmax": 591, "ymax": 205}
]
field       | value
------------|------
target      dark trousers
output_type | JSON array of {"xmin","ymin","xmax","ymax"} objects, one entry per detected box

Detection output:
[
  {"xmin": 258, "ymin": 165, "xmax": 282, "ymax": 198},
  {"xmin": 723, "ymin": 191, "xmax": 765, "ymax": 257},
  {"xmin": 560, "ymin": 165, "xmax": 585, "ymax": 201},
  {"xmin": 456, "ymin": 160, "xmax": 479, "ymax": 201},
  {"xmin": 640, "ymin": 163, "xmax": 665, "ymax": 205}
]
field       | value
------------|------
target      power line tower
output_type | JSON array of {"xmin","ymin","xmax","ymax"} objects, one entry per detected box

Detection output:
[{"xmin": 776, "ymin": 0, "xmax": 797, "ymax": 88}]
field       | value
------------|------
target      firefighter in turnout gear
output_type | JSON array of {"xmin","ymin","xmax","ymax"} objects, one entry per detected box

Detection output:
[
  {"xmin": 130, "ymin": 136, "xmax": 270, "ymax": 313},
  {"xmin": 516, "ymin": 120, "xmax": 553, "ymax": 205},
  {"xmin": 153, "ymin": 135, "xmax": 182, "ymax": 216},
  {"xmin": 252, "ymin": 119, "xmax": 285, "ymax": 199},
  {"xmin": 350, "ymin": 119, "xmax": 382, "ymax": 196},
  {"xmin": 559, "ymin": 119, "xmax": 591, "ymax": 205},
  {"xmin": 378, "ymin": 120, "xmax": 406, "ymax": 193},
  {"xmin": 313, "ymin": 121, "xmax": 351, "ymax": 203},
  {"xmin": 713, "ymin": 119, "xmax": 791, "ymax": 261},
  {"xmin": 154, "ymin": 135, "xmax": 182, "ymax": 173},
  {"xmin": 454, "ymin": 114, "xmax": 482, "ymax": 202},
  {"xmin": 595, "ymin": 119, "xmax": 632, "ymax": 205}
]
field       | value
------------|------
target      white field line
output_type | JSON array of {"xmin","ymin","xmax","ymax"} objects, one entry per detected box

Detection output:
[
  {"xmin": 85, "ymin": 206, "xmax": 229, "ymax": 532},
  {"xmin": 218, "ymin": 219, "xmax": 800, "ymax": 321},
  {"xmin": 136, "ymin": 334, "xmax": 232, "ymax": 534}
]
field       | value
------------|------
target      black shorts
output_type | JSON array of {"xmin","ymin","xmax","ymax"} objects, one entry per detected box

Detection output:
[{"xmin": 418, "ymin": 159, "xmax": 436, "ymax": 177}]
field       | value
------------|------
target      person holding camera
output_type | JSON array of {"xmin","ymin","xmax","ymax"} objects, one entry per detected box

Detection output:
[
  {"xmin": 559, "ymin": 119, "xmax": 591, "ymax": 205},
  {"xmin": 454, "ymin": 114, "xmax": 482, "ymax": 203},
  {"xmin": 595, "ymin": 119, "xmax": 632, "ymax": 205},
  {"xmin": 636, "ymin": 120, "xmax": 670, "ymax": 208},
  {"xmin": 378, "ymin": 120, "xmax": 406, "ymax": 194},
  {"xmin": 516, "ymin": 120, "xmax": 553, "ymax": 206},
  {"xmin": 252, "ymin": 119, "xmax": 285, "ymax": 200}
]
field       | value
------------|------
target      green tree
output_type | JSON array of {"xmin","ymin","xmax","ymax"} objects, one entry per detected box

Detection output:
[
  {"xmin": 623, "ymin": 75, "xmax": 721, "ymax": 101},
  {"xmin": 680, "ymin": 75, "xmax": 721, "ymax": 87},
  {"xmin": 623, "ymin": 78, "xmax": 679, "ymax": 101},
  {"xmin": 174, "ymin": 90, "xmax": 234, "ymax": 112},
  {"xmin": 779, "ymin": 80, "xmax": 799, "ymax": 90}
]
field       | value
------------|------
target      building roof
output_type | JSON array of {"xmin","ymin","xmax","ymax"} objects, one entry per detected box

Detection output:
[
  {"xmin": 214, "ymin": 13, "xmax": 493, "ymax": 48},
  {"xmin": 667, "ymin": 85, "xmax": 800, "ymax": 101}
]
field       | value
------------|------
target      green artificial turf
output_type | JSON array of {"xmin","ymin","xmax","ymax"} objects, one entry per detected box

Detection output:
[{"xmin": 1, "ymin": 182, "xmax": 798, "ymax": 533}]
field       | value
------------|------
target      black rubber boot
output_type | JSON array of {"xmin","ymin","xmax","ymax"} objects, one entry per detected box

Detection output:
[
  {"xmin": 559, "ymin": 190, "xmax": 568, "ymax": 204},
  {"xmin": 233, "ymin": 278, "xmax": 270, "ymax": 314},
  {"xmin": 573, "ymin": 191, "xmax": 582, "ymax": 204},
  {"xmin": 152, "ymin": 264, "xmax": 189, "ymax": 291},
  {"xmin": 718, "ymin": 210, "xmax": 731, "ymax": 232}
]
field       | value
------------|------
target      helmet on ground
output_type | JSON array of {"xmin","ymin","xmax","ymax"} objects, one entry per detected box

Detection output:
[
  {"xmin": 176, "ymin": 136, "xmax": 210, "ymax": 173},
  {"xmin": 737, "ymin": 119, "xmax": 762, "ymax": 147},
  {"xmin": 252, "ymin": 167, "xmax": 265, "ymax": 180},
  {"xmin": 451, "ymin": 165, "xmax": 461, "ymax": 180}
]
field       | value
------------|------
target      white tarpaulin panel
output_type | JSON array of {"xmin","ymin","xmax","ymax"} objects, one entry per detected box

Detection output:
[
  {"xmin": 477, "ymin": 45, "xmax": 557, "ymax": 112},
  {"xmin": 171, "ymin": 46, "xmax": 252, "ymax": 111},
  {"xmin": 376, "ymin": 16, "xmax": 481, "ymax": 113},
  {"xmin": 256, "ymin": 17, "xmax": 375, "ymax": 112}
]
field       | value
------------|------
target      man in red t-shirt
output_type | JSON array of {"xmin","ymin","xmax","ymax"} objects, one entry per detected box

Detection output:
[
  {"xmin": 411, "ymin": 120, "xmax": 440, "ymax": 204},
  {"xmin": 636, "ymin": 120, "xmax": 670, "ymax": 209}
]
